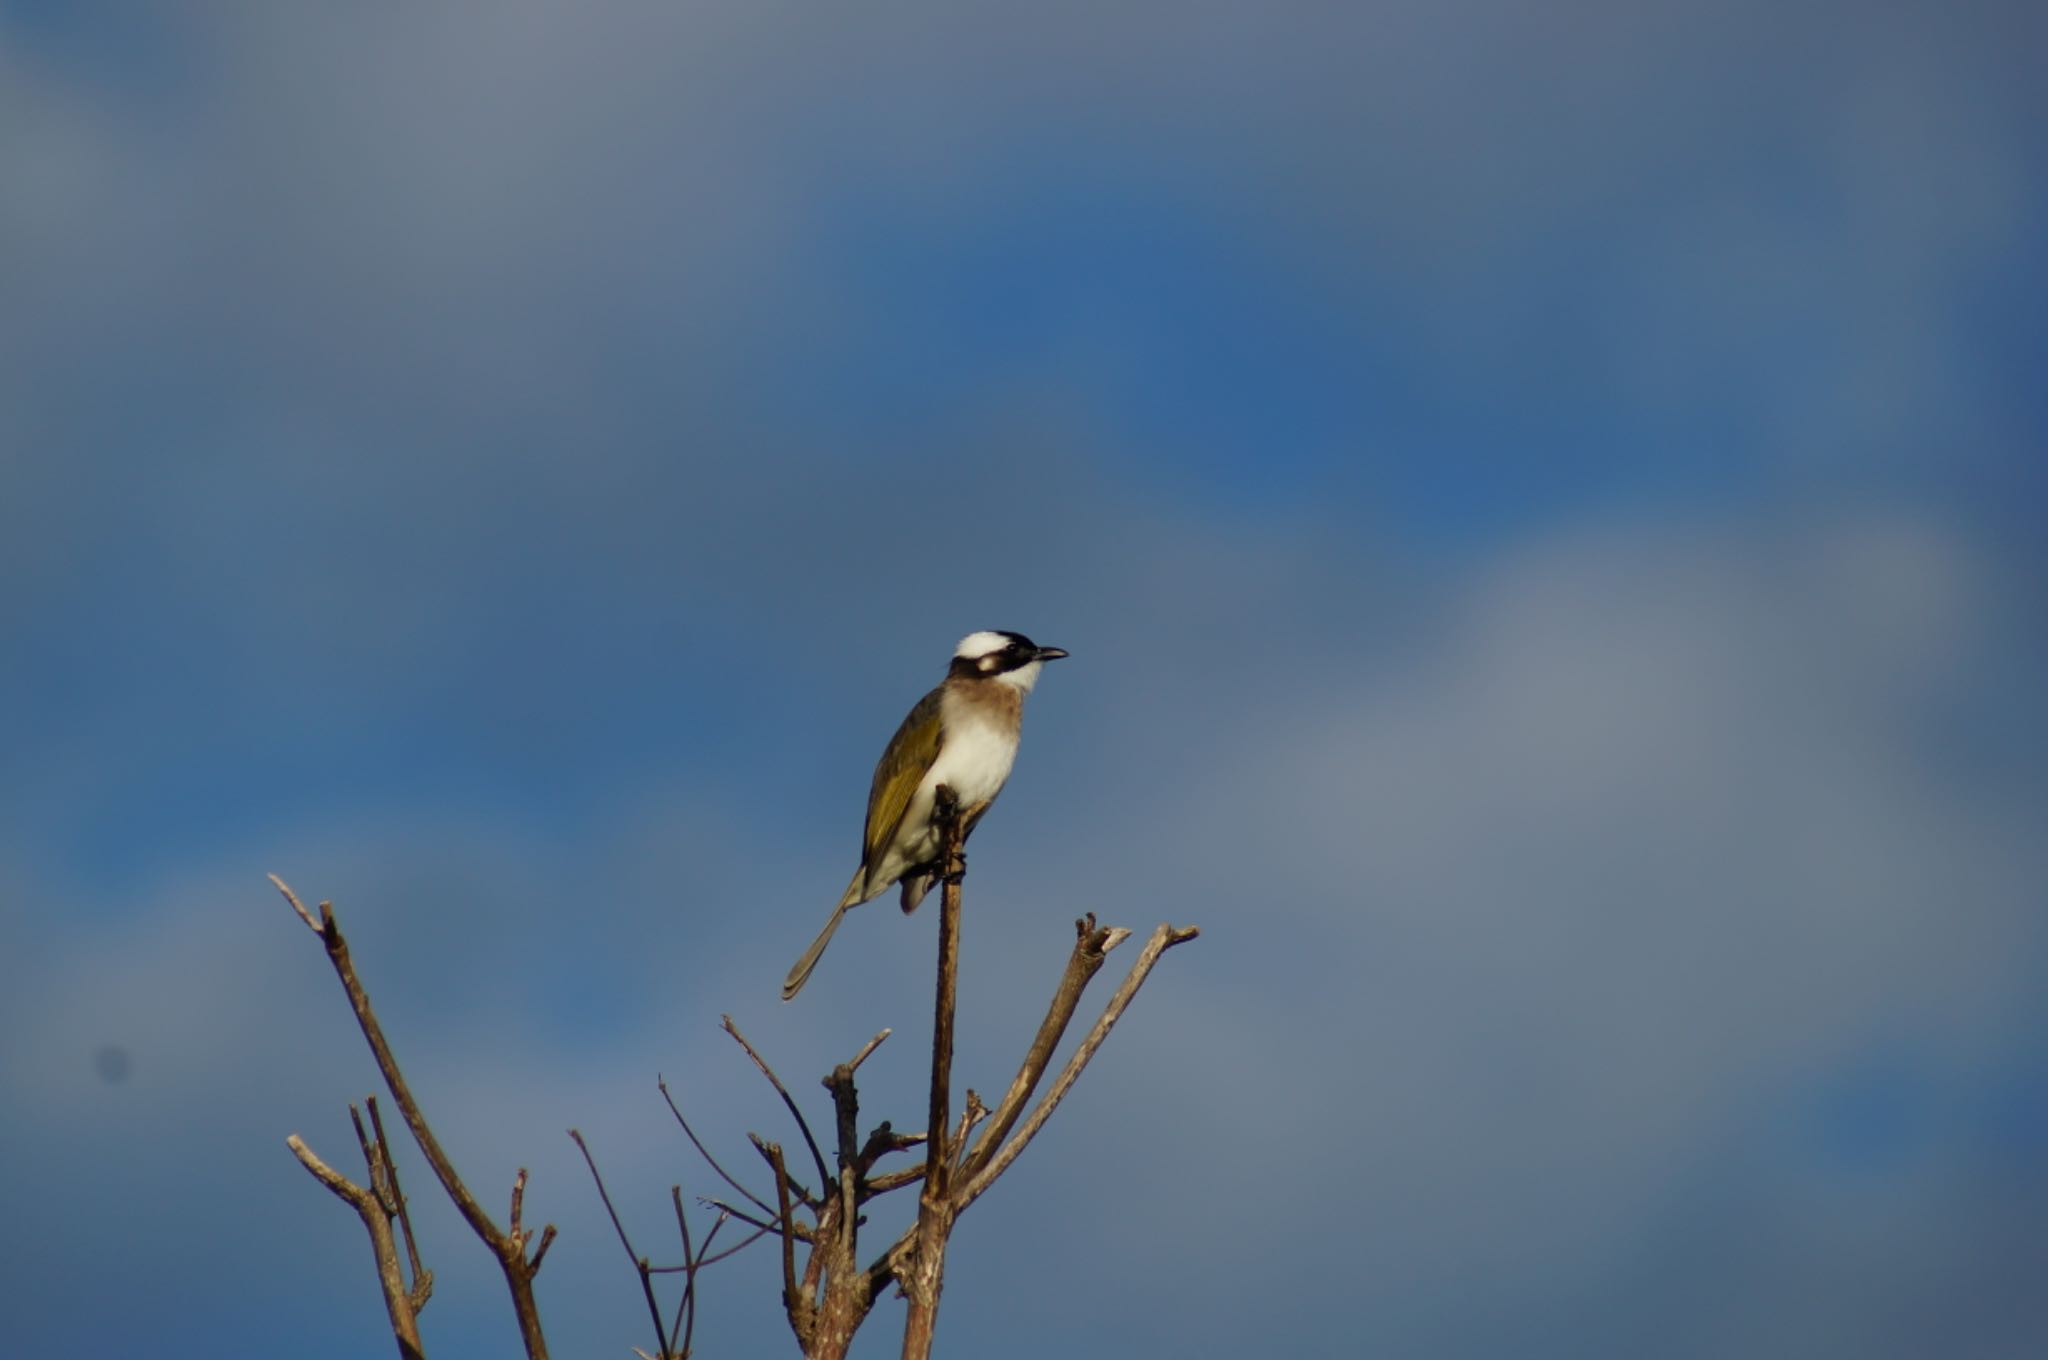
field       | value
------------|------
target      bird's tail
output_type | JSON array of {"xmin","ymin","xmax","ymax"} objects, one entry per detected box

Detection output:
[
  {"xmin": 781, "ymin": 905, "xmax": 845, "ymax": 1000},
  {"xmin": 781, "ymin": 868, "xmax": 870, "ymax": 1001}
]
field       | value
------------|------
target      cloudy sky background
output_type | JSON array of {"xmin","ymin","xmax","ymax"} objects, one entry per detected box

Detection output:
[{"xmin": 3, "ymin": 2, "xmax": 2044, "ymax": 1356}]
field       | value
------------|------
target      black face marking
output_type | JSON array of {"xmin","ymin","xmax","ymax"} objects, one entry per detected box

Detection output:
[
  {"xmin": 950, "ymin": 631, "xmax": 1039, "ymax": 679},
  {"xmin": 989, "ymin": 633, "xmax": 1039, "ymax": 673}
]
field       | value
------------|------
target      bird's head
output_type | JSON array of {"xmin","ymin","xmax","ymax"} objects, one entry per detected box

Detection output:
[{"xmin": 950, "ymin": 630, "xmax": 1069, "ymax": 692}]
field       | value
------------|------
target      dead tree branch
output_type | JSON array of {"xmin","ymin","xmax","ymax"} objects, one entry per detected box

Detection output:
[
  {"xmin": 571, "ymin": 1127, "xmax": 735, "ymax": 1360},
  {"xmin": 570, "ymin": 1129, "xmax": 670, "ymax": 1360},
  {"xmin": 894, "ymin": 785, "xmax": 976, "ymax": 1357},
  {"xmin": 660, "ymin": 1075, "xmax": 776, "ymax": 1222},
  {"xmin": 287, "ymin": 1115, "xmax": 427, "ymax": 1360},
  {"xmin": 272, "ymin": 874, "xmax": 554, "ymax": 1360},
  {"xmin": 278, "ymin": 761, "xmax": 1198, "ymax": 1360},
  {"xmin": 364, "ymin": 1097, "xmax": 430, "ymax": 1306},
  {"xmin": 958, "ymin": 914, "xmax": 1129, "ymax": 1182},
  {"xmin": 956, "ymin": 921, "xmax": 1200, "ymax": 1212},
  {"xmin": 704, "ymin": 786, "xmax": 1200, "ymax": 1359},
  {"xmin": 724, "ymin": 1015, "xmax": 831, "ymax": 1200}
]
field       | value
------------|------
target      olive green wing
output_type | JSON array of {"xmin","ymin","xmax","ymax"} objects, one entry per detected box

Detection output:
[{"xmin": 860, "ymin": 685, "xmax": 945, "ymax": 880}]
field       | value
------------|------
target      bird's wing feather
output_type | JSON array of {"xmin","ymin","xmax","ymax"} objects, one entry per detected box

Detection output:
[{"xmin": 861, "ymin": 685, "xmax": 945, "ymax": 881}]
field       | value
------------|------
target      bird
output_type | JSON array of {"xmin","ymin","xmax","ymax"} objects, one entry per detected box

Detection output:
[{"xmin": 781, "ymin": 629, "xmax": 1069, "ymax": 1000}]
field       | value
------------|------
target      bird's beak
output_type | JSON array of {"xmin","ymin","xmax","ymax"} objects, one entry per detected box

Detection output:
[{"xmin": 1035, "ymin": 646, "xmax": 1070, "ymax": 662}]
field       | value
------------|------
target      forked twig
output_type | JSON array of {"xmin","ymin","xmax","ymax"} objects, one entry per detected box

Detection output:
[
  {"xmin": 366, "ymin": 1097, "xmax": 429, "ymax": 1305},
  {"xmin": 272, "ymin": 874, "xmax": 554, "ymax": 1360},
  {"xmin": 287, "ymin": 1129, "xmax": 426, "ymax": 1360},
  {"xmin": 958, "ymin": 923, "xmax": 1200, "ymax": 1210}
]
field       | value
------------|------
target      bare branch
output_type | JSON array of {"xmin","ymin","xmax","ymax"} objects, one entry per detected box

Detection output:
[
  {"xmin": 957, "ymin": 923, "xmax": 1200, "ymax": 1212},
  {"xmin": 958, "ymin": 913, "xmax": 1127, "ymax": 1181},
  {"xmin": 288, "ymin": 1132, "xmax": 424, "ymax": 1360},
  {"xmin": 765, "ymin": 1141, "xmax": 807, "ymax": 1343},
  {"xmin": 847, "ymin": 1027, "xmax": 892, "ymax": 1074},
  {"xmin": 269, "ymin": 872, "xmax": 324, "ymax": 936},
  {"xmin": 701, "ymin": 1197, "xmax": 783, "ymax": 1236},
  {"xmin": 272, "ymin": 876, "xmax": 551, "ymax": 1360},
  {"xmin": 366, "ymin": 1097, "xmax": 429, "ymax": 1305},
  {"xmin": 274, "ymin": 876, "xmax": 498, "ymax": 1239},
  {"xmin": 898, "ymin": 788, "xmax": 975, "ymax": 1359},
  {"xmin": 862, "ymin": 1163, "xmax": 927, "ymax": 1197},
  {"xmin": 668, "ymin": 1188, "xmax": 698, "ymax": 1359},
  {"xmin": 921, "ymin": 791, "xmax": 971, "ymax": 1189},
  {"xmin": 570, "ymin": 1129, "xmax": 669, "ymax": 1360},
  {"xmin": 952, "ymin": 1091, "xmax": 989, "ymax": 1173},
  {"xmin": 660, "ymin": 1076, "xmax": 775, "ymax": 1221},
  {"xmin": 673, "ymin": 1186, "xmax": 697, "ymax": 1264},
  {"xmin": 723, "ymin": 1015, "xmax": 832, "ymax": 1197},
  {"xmin": 856, "ymin": 1120, "xmax": 922, "ymax": 1158},
  {"xmin": 823, "ymin": 1057, "xmax": 862, "ymax": 1278},
  {"xmin": 528, "ymin": 1224, "xmax": 557, "ymax": 1272},
  {"xmin": 749, "ymin": 1130, "xmax": 818, "ymax": 1210},
  {"xmin": 693, "ymin": 1220, "xmax": 772, "ymax": 1269}
]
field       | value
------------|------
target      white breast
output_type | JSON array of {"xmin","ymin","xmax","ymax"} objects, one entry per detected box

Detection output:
[
  {"xmin": 924, "ymin": 707, "xmax": 1020, "ymax": 810},
  {"xmin": 863, "ymin": 691, "xmax": 1024, "ymax": 893}
]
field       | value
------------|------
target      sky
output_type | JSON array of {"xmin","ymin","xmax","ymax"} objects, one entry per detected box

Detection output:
[{"xmin": 2, "ymin": 2, "xmax": 2045, "ymax": 1357}]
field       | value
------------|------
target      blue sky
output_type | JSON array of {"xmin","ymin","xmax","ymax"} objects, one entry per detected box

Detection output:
[{"xmin": 3, "ymin": 3, "xmax": 2044, "ymax": 1357}]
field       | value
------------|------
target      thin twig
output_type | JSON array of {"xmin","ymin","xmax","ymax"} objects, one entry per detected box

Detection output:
[
  {"xmin": 952, "ymin": 1091, "xmax": 989, "ymax": 1173},
  {"xmin": 749, "ymin": 1131, "xmax": 817, "ymax": 1209},
  {"xmin": 766, "ymin": 1141, "xmax": 805, "ymax": 1341},
  {"xmin": 660, "ymin": 1076, "xmax": 774, "ymax": 1220},
  {"xmin": 570, "ymin": 1129, "xmax": 668, "ymax": 1360},
  {"xmin": 275, "ymin": 876, "xmax": 513, "ymax": 1241},
  {"xmin": 272, "ymin": 873, "xmax": 322, "ymax": 934},
  {"xmin": 723, "ymin": 1015, "xmax": 832, "ymax": 1197},
  {"xmin": 288, "ymin": 1132, "xmax": 424, "ymax": 1360},
  {"xmin": 673, "ymin": 1186, "xmax": 698, "ymax": 1264},
  {"xmin": 682, "ymin": 1214, "xmax": 735, "ymax": 1356},
  {"xmin": 863, "ymin": 1164, "xmax": 927, "ymax": 1196},
  {"xmin": 367, "ymin": 1097, "xmax": 428, "ymax": 1301},
  {"xmin": 847, "ymin": 1027, "xmax": 892, "ymax": 1073},
  {"xmin": 959, "ymin": 914, "xmax": 1129, "ymax": 1181},
  {"xmin": 272, "ymin": 875, "xmax": 551, "ymax": 1360},
  {"xmin": 667, "ymin": 1188, "xmax": 697, "ymax": 1359},
  {"xmin": 701, "ymin": 1197, "xmax": 782, "ymax": 1236},
  {"xmin": 693, "ymin": 1220, "xmax": 770, "ymax": 1269},
  {"xmin": 957, "ymin": 924, "xmax": 1200, "ymax": 1211},
  {"xmin": 350, "ymin": 1103, "xmax": 381, "ymax": 1194},
  {"xmin": 857, "ymin": 1123, "xmax": 926, "ymax": 1171}
]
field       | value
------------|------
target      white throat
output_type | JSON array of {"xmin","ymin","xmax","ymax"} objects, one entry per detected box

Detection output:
[{"xmin": 994, "ymin": 659, "xmax": 1042, "ymax": 693}]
